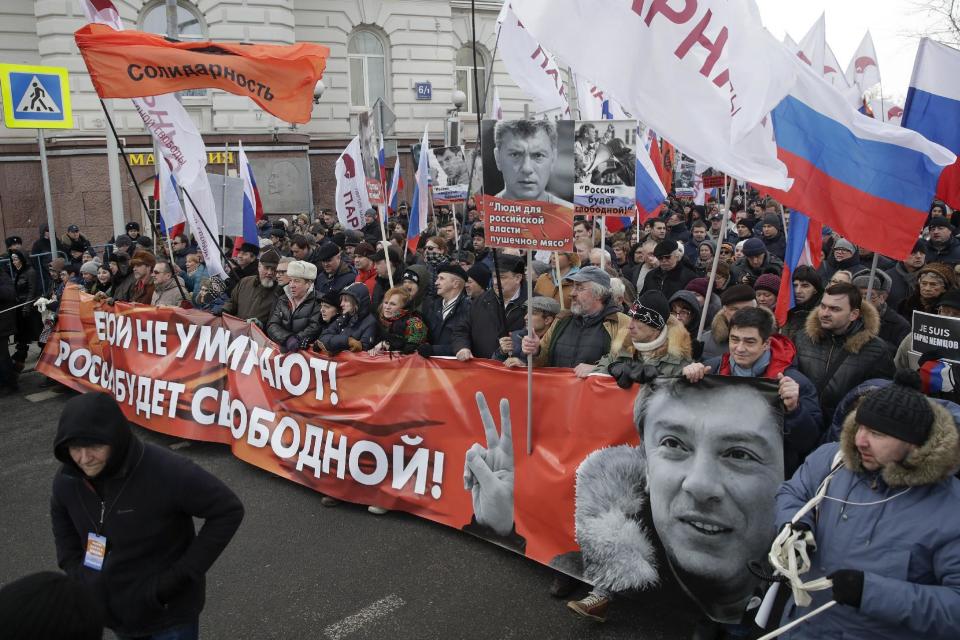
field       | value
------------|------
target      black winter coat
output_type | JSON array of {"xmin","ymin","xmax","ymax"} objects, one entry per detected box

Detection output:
[
  {"xmin": 0, "ymin": 267, "xmax": 16, "ymax": 337},
  {"xmin": 925, "ymin": 236, "xmax": 960, "ymax": 266},
  {"xmin": 318, "ymin": 282, "xmax": 378, "ymax": 354},
  {"xmin": 315, "ymin": 261, "xmax": 357, "ymax": 298},
  {"xmin": 267, "ymin": 286, "xmax": 323, "ymax": 347},
  {"xmin": 51, "ymin": 393, "xmax": 243, "ymax": 636},
  {"xmin": 793, "ymin": 303, "xmax": 895, "ymax": 425},
  {"xmin": 639, "ymin": 264, "xmax": 698, "ymax": 300},
  {"xmin": 451, "ymin": 284, "xmax": 528, "ymax": 359},
  {"xmin": 424, "ymin": 293, "xmax": 471, "ymax": 357}
]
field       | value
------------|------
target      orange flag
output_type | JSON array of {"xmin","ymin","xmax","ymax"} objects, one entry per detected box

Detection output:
[{"xmin": 75, "ymin": 24, "xmax": 329, "ymax": 124}]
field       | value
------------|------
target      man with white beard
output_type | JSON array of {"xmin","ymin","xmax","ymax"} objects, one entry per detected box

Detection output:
[
  {"xmin": 522, "ymin": 266, "xmax": 631, "ymax": 377},
  {"xmin": 220, "ymin": 249, "xmax": 282, "ymax": 328}
]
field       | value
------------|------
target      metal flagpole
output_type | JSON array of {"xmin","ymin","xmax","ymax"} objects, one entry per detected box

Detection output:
[
  {"xmin": 37, "ymin": 130, "xmax": 58, "ymax": 260},
  {"xmin": 221, "ymin": 142, "xmax": 229, "ymax": 252},
  {"xmin": 865, "ymin": 252, "xmax": 880, "ymax": 302},
  {"xmin": 526, "ymin": 250, "xmax": 533, "ymax": 455},
  {"xmin": 554, "ymin": 252, "xmax": 565, "ymax": 310},
  {"xmin": 377, "ymin": 207, "xmax": 394, "ymax": 289},
  {"xmin": 696, "ymin": 175, "xmax": 731, "ymax": 341},
  {"xmin": 599, "ymin": 219, "xmax": 607, "ymax": 270}
]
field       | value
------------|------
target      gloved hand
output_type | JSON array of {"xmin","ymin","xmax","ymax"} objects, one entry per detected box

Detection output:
[
  {"xmin": 608, "ymin": 361, "xmax": 636, "ymax": 389},
  {"xmin": 284, "ymin": 335, "xmax": 300, "ymax": 353},
  {"xmin": 33, "ymin": 297, "xmax": 50, "ymax": 312},
  {"xmin": 347, "ymin": 337, "xmax": 363, "ymax": 352},
  {"xmin": 246, "ymin": 317, "xmax": 263, "ymax": 329},
  {"xmin": 298, "ymin": 335, "xmax": 312, "ymax": 350},
  {"xmin": 829, "ymin": 569, "xmax": 864, "ymax": 608},
  {"xmin": 417, "ymin": 344, "xmax": 434, "ymax": 358},
  {"xmin": 608, "ymin": 361, "xmax": 662, "ymax": 389}
]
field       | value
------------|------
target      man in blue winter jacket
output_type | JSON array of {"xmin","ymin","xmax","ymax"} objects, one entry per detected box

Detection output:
[{"xmin": 773, "ymin": 372, "xmax": 960, "ymax": 639}]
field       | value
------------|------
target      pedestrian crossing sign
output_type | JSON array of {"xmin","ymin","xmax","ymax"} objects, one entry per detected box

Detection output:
[{"xmin": 0, "ymin": 63, "xmax": 72, "ymax": 129}]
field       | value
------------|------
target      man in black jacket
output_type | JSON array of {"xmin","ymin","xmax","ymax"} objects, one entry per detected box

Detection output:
[
  {"xmin": 639, "ymin": 240, "xmax": 698, "ymax": 300},
  {"xmin": 51, "ymin": 392, "xmax": 243, "ymax": 639},
  {"xmin": 421, "ymin": 263, "xmax": 471, "ymax": 357},
  {"xmin": 452, "ymin": 254, "xmax": 527, "ymax": 360}
]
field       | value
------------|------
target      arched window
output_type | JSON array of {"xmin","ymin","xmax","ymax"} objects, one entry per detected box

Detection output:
[
  {"xmin": 348, "ymin": 30, "xmax": 387, "ymax": 108},
  {"xmin": 140, "ymin": 1, "xmax": 207, "ymax": 96},
  {"xmin": 140, "ymin": 1, "xmax": 205, "ymax": 40},
  {"xmin": 456, "ymin": 45, "xmax": 488, "ymax": 114}
]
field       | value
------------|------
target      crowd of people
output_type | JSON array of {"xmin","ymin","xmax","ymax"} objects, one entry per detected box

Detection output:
[{"xmin": 1, "ymin": 190, "xmax": 959, "ymax": 639}]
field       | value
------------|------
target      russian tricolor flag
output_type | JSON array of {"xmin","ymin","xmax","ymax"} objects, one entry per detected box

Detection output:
[
  {"xmin": 763, "ymin": 54, "xmax": 957, "ymax": 260},
  {"xmin": 774, "ymin": 210, "xmax": 822, "ymax": 327},
  {"xmin": 235, "ymin": 141, "xmax": 263, "ymax": 255},
  {"xmin": 407, "ymin": 125, "xmax": 429, "ymax": 256},
  {"xmin": 154, "ymin": 155, "xmax": 185, "ymax": 240},
  {"xmin": 387, "ymin": 156, "xmax": 403, "ymax": 218},
  {"xmin": 902, "ymin": 38, "xmax": 960, "ymax": 209},
  {"xmin": 635, "ymin": 129, "xmax": 668, "ymax": 224}
]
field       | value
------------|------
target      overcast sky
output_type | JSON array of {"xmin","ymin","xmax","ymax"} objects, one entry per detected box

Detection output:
[{"xmin": 755, "ymin": 0, "xmax": 942, "ymax": 103}]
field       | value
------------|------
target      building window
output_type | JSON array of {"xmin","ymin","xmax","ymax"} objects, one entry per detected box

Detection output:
[
  {"xmin": 140, "ymin": 1, "xmax": 207, "ymax": 96},
  {"xmin": 348, "ymin": 30, "xmax": 387, "ymax": 108},
  {"xmin": 456, "ymin": 45, "xmax": 488, "ymax": 114}
]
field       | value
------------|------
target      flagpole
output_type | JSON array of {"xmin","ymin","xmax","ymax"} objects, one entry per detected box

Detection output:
[
  {"xmin": 377, "ymin": 206, "xmax": 394, "ymax": 289},
  {"xmin": 554, "ymin": 252, "xmax": 564, "ymax": 310},
  {"xmin": 696, "ymin": 175, "xmax": 731, "ymax": 341},
  {"xmin": 221, "ymin": 141, "xmax": 229, "ymax": 253},
  {"xmin": 865, "ymin": 252, "xmax": 880, "ymax": 301},
  {"xmin": 525, "ymin": 249, "xmax": 533, "ymax": 456},
  {"xmin": 599, "ymin": 218, "xmax": 607, "ymax": 270},
  {"xmin": 98, "ymin": 99, "xmax": 189, "ymax": 302}
]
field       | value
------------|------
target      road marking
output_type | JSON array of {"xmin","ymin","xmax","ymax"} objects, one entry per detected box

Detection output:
[
  {"xmin": 25, "ymin": 390, "xmax": 61, "ymax": 402},
  {"xmin": 324, "ymin": 594, "xmax": 405, "ymax": 640}
]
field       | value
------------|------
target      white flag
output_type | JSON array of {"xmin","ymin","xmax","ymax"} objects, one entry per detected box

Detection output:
[
  {"xmin": 576, "ymin": 74, "xmax": 605, "ymax": 121},
  {"xmin": 78, "ymin": 0, "xmax": 225, "ymax": 278},
  {"xmin": 493, "ymin": 87, "xmax": 504, "ymax": 120},
  {"xmin": 510, "ymin": 0, "xmax": 796, "ymax": 189},
  {"xmin": 335, "ymin": 136, "xmax": 372, "ymax": 231},
  {"xmin": 496, "ymin": 3, "xmax": 571, "ymax": 117},
  {"xmin": 797, "ymin": 13, "xmax": 826, "ymax": 76},
  {"xmin": 845, "ymin": 31, "xmax": 882, "ymax": 94}
]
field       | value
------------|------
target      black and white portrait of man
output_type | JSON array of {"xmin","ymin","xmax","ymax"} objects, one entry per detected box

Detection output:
[
  {"xmin": 563, "ymin": 376, "xmax": 784, "ymax": 625},
  {"xmin": 481, "ymin": 119, "xmax": 574, "ymax": 207}
]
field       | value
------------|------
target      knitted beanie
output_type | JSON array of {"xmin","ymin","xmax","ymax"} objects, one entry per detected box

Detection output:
[
  {"xmin": 754, "ymin": 273, "xmax": 781, "ymax": 295},
  {"xmin": 856, "ymin": 371, "xmax": 934, "ymax": 446}
]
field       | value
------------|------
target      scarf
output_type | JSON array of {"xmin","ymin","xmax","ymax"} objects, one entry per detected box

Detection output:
[
  {"xmin": 730, "ymin": 349, "xmax": 771, "ymax": 377},
  {"xmin": 633, "ymin": 327, "xmax": 668, "ymax": 356}
]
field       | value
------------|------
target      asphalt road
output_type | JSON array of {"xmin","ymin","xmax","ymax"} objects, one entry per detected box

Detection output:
[{"xmin": 0, "ymin": 352, "xmax": 695, "ymax": 640}]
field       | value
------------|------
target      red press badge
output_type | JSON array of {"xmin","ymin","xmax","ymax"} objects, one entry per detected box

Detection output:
[{"xmin": 83, "ymin": 533, "xmax": 107, "ymax": 570}]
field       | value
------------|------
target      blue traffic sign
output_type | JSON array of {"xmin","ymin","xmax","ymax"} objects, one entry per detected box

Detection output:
[{"xmin": 0, "ymin": 63, "xmax": 73, "ymax": 129}]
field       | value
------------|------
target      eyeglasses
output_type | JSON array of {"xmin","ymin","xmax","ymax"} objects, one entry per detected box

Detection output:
[{"xmin": 277, "ymin": 269, "xmax": 287, "ymax": 274}]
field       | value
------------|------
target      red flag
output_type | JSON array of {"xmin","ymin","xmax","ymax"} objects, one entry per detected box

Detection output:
[{"xmin": 74, "ymin": 24, "xmax": 329, "ymax": 124}]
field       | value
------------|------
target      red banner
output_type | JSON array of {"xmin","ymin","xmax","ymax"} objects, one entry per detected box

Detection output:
[
  {"xmin": 36, "ymin": 287, "xmax": 636, "ymax": 569},
  {"xmin": 74, "ymin": 24, "xmax": 329, "ymax": 124},
  {"xmin": 702, "ymin": 174, "xmax": 726, "ymax": 188},
  {"xmin": 478, "ymin": 194, "xmax": 574, "ymax": 252}
]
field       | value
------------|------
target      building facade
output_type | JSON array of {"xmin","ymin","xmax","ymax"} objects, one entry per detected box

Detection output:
[{"xmin": 0, "ymin": 0, "xmax": 560, "ymax": 248}]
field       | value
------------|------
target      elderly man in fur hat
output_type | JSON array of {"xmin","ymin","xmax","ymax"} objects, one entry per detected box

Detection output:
[
  {"xmin": 266, "ymin": 260, "xmax": 322, "ymax": 354},
  {"xmin": 772, "ymin": 371, "xmax": 960, "ymax": 639}
]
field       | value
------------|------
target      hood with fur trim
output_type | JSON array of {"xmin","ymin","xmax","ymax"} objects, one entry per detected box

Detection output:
[
  {"xmin": 803, "ymin": 299, "xmax": 881, "ymax": 355},
  {"xmin": 572, "ymin": 445, "xmax": 659, "ymax": 592},
  {"xmin": 709, "ymin": 309, "xmax": 730, "ymax": 345},
  {"xmin": 839, "ymin": 400, "xmax": 960, "ymax": 487}
]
